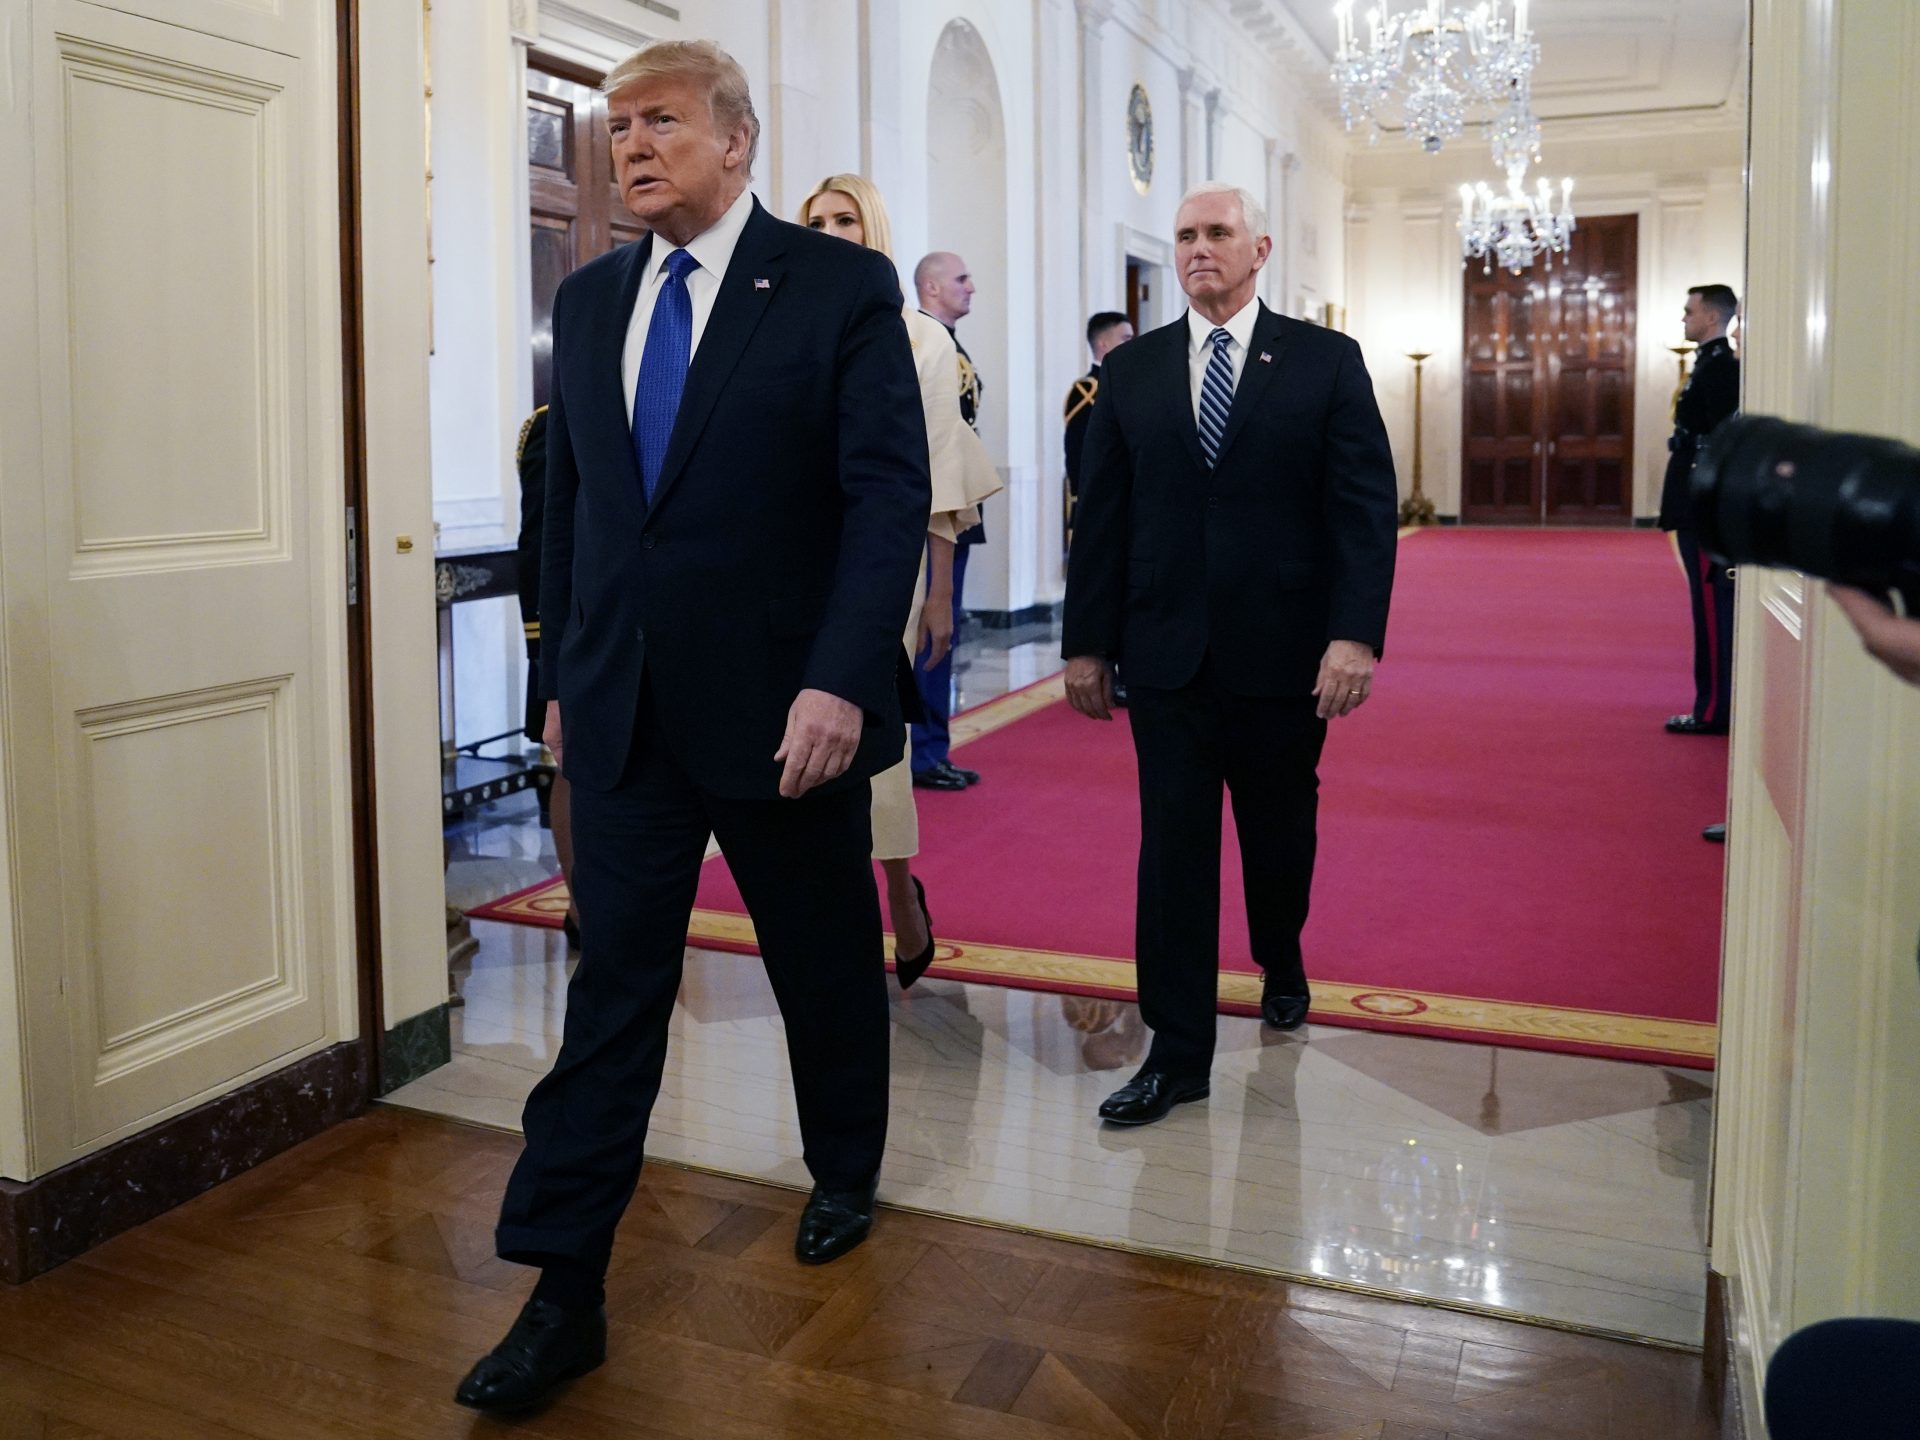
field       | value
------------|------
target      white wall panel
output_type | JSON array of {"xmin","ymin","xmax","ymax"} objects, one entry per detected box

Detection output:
[
  {"xmin": 1713, "ymin": 0, "xmax": 1920, "ymax": 1422},
  {"xmin": 358, "ymin": 0, "xmax": 459, "ymax": 1035}
]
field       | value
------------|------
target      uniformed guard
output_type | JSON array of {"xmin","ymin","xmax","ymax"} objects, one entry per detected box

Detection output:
[
  {"xmin": 514, "ymin": 404, "xmax": 581, "ymax": 949},
  {"xmin": 1064, "ymin": 311, "xmax": 1135, "ymax": 546},
  {"xmin": 911, "ymin": 250, "xmax": 987, "ymax": 790},
  {"xmin": 1659, "ymin": 284, "xmax": 1741, "ymax": 737}
]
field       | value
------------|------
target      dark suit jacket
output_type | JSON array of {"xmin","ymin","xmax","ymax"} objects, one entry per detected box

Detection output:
[
  {"xmin": 1062, "ymin": 304, "xmax": 1398, "ymax": 696},
  {"xmin": 538, "ymin": 198, "xmax": 932, "ymax": 797},
  {"xmin": 1659, "ymin": 336, "xmax": 1740, "ymax": 531}
]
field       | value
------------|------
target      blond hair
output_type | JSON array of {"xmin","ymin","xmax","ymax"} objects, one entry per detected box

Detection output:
[
  {"xmin": 603, "ymin": 40, "xmax": 760, "ymax": 175},
  {"xmin": 796, "ymin": 173, "xmax": 895, "ymax": 261}
]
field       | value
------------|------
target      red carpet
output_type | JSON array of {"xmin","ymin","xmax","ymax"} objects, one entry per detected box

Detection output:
[{"xmin": 687, "ymin": 530, "xmax": 1727, "ymax": 1066}]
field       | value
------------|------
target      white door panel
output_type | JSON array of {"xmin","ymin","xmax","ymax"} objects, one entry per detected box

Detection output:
[
  {"xmin": 1, "ymin": 0, "xmax": 348, "ymax": 1167},
  {"xmin": 67, "ymin": 0, "xmax": 307, "ymax": 58}
]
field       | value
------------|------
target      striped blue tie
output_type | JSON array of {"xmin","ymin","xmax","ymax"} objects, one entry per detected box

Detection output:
[{"xmin": 1197, "ymin": 326, "xmax": 1234, "ymax": 467}]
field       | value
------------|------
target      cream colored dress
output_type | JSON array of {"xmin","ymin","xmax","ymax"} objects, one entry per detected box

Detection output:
[{"xmin": 870, "ymin": 309, "xmax": 1003, "ymax": 860}]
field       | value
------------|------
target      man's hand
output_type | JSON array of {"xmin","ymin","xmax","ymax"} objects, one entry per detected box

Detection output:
[
  {"xmin": 543, "ymin": 701, "xmax": 564, "ymax": 767},
  {"xmin": 774, "ymin": 688, "xmax": 863, "ymax": 798},
  {"xmin": 1065, "ymin": 655, "xmax": 1117, "ymax": 721},
  {"xmin": 919, "ymin": 582, "xmax": 955, "ymax": 671},
  {"xmin": 1313, "ymin": 640, "xmax": 1376, "ymax": 719},
  {"xmin": 1830, "ymin": 585, "xmax": 1920, "ymax": 687}
]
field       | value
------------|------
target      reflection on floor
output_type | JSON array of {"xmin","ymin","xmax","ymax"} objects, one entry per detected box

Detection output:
[
  {"xmin": 418, "ymin": 617, "xmax": 1712, "ymax": 1349},
  {"xmin": 387, "ymin": 922, "xmax": 1712, "ymax": 1347},
  {"xmin": 0, "ymin": 1109, "xmax": 1718, "ymax": 1438}
]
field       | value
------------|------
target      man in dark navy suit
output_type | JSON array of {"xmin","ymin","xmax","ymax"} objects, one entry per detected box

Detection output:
[
  {"xmin": 1062, "ymin": 183, "xmax": 1397, "ymax": 1128},
  {"xmin": 458, "ymin": 40, "xmax": 929, "ymax": 1414}
]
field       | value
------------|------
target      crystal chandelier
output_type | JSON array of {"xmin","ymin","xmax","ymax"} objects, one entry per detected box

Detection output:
[
  {"xmin": 1332, "ymin": 0, "xmax": 1542, "ymax": 160},
  {"xmin": 1458, "ymin": 169, "xmax": 1575, "ymax": 273}
]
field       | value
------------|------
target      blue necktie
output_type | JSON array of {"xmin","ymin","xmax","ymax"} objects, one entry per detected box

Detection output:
[
  {"xmin": 1197, "ymin": 326, "xmax": 1234, "ymax": 468},
  {"xmin": 633, "ymin": 248, "xmax": 701, "ymax": 502}
]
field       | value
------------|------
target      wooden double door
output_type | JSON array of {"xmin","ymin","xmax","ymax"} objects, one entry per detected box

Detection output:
[
  {"xmin": 1461, "ymin": 214, "xmax": 1638, "ymax": 525},
  {"xmin": 527, "ymin": 57, "xmax": 646, "ymax": 410}
]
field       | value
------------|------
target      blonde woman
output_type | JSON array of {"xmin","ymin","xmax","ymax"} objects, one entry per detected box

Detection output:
[{"xmin": 800, "ymin": 173, "xmax": 1001, "ymax": 987}]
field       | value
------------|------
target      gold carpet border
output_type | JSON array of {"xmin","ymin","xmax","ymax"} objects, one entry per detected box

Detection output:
[
  {"xmin": 949, "ymin": 673, "xmax": 1068, "ymax": 749},
  {"xmin": 472, "ymin": 885, "xmax": 570, "ymax": 924},
  {"xmin": 408, "ymin": 1108, "xmax": 1696, "ymax": 1354},
  {"xmin": 686, "ymin": 909, "xmax": 1716, "ymax": 1060}
]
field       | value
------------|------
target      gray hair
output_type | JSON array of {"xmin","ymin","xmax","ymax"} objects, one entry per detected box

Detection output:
[
  {"xmin": 1177, "ymin": 182, "xmax": 1269, "ymax": 239},
  {"xmin": 603, "ymin": 40, "xmax": 760, "ymax": 175}
]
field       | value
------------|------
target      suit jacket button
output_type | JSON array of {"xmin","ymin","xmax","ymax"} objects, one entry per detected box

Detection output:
[
  {"xmin": 641, "ymin": 535, "xmax": 655, "ymax": 550},
  {"xmin": 635, "ymin": 626, "xmax": 646, "ymax": 643}
]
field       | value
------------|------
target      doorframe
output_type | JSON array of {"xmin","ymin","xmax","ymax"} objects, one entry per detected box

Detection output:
[
  {"xmin": 335, "ymin": 0, "xmax": 386, "ymax": 1096},
  {"xmin": 1120, "ymin": 226, "xmax": 1175, "ymax": 331},
  {"xmin": 1457, "ymin": 210, "xmax": 1644, "ymax": 527}
]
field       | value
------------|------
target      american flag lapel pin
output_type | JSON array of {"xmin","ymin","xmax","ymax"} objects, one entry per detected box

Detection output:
[
  {"xmin": 754, "ymin": 277, "xmax": 771, "ymax": 290},
  {"xmin": 1258, "ymin": 351, "xmax": 1273, "ymax": 364}
]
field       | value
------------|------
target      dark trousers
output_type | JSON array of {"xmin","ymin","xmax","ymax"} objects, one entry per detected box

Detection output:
[
  {"xmin": 910, "ymin": 540, "xmax": 972, "ymax": 772},
  {"xmin": 1126, "ymin": 660, "xmax": 1328, "ymax": 1075},
  {"xmin": 1766, "ymin": 1318, "xmax": 1920, "ymax": 1439},
  {"xmin": 495, "ymin": 684, "xmax": 889, "ymax": 1272},
  {"xmin": 1677, "ymin": 528, "xmax": 1735, "ymax": 727}
]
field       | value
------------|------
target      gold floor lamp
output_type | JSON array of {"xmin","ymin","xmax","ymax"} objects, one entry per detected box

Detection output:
[{"xmin": 1399, "ymin": 350, "xmax": 1438, "ymax": 526}]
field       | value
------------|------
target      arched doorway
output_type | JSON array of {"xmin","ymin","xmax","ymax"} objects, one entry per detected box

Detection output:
[{"xmin": 926, "ymin": 19, "xmax": 1012, "ymax": 608}]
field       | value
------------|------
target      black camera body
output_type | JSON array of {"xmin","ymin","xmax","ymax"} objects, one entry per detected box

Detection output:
[{"xmin": 1689, "ymin": 413, "xmax": 1920, "ymax": 612}]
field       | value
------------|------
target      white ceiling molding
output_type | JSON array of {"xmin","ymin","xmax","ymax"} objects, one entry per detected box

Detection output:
[
  {"xmin": 1218, "ymin": 0, "xmax": 1339, "ymax": 104},
  {"xmin": 537, "ymin": 0, "xmax": 675, "ymax": 72},
  {"xmin": 1271, "ymin": 0, "xmax": 1747, "ymax": 128}
]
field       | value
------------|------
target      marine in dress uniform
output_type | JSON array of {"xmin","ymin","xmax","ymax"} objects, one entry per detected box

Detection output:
[
  {"xmin": 1064, "ymin": 368, "xmax": 1098, "ymax": 520},
  {"xmin": 515, "ymin": 405, "xmax": 551, "ymax": 747},
  {"xmin": 1660, "ymin": 285, "xmax": 1741, "ymax": 736},
  {"xmin": 1064, "ymin": 312, "xmax": 1134, "ymax": 535},
  {"xmin": 514, "ymin": 405, "xmax": 583, "ymax": 949}
]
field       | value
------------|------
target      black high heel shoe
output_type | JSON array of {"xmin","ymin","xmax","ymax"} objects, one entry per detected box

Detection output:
[{"xmin": 894, "ymin": 876, "xmax": 936, "ymax": 990}]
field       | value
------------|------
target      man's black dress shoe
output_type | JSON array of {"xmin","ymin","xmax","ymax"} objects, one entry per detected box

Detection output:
[
  {"xmin": 911, "ymin": 765, "xmax": 967, "ymax": 791},
  {"xmin": 939, "ymin": 760, "xmax": 981, "ymax": 786},
  {"xmin": 454, "ymin": 1298, "xmax": 606, "ymax": 1412},
  {"xmin": 1261, "ymin": 974, "xmax": 1311, "ymax": 1031},
  {"xmin": 1666, "ymin": 714, "xmax": 1729, "ymax": 735},
  {"xmin": 1703, "ymin": 823, "xmax": 1727, "ymax": 844},
  {"xmin": 895, "ymin": 876, "xmax": 937, "ymax": 990},
  {"xmin": 795, "ymin": 1182, "xmax": 878, "ymax": 1265},
  {"xmin": 1097, "ymin": 1071, "xmax": 1210, "ymax": 1126}
]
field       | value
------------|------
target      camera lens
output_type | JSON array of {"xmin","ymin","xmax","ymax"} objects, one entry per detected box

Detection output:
[{"xmin": 1689, "ymin": 414, "xmax": 1920, "ymax": 605}]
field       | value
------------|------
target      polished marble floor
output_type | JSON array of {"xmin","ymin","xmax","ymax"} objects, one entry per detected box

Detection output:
[{"xmin": 413, "ymin": 618, "xmax": 1713, "ymax": 1349}]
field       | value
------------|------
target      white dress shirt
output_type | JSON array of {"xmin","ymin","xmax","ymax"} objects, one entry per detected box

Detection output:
[
  {"xmin": 621, "ymin": 185, "xmax": 756, "ymax": 427},
  {"xmin": 1186, "ymin": 295, "xmax": 1262, "ymax": 425}
]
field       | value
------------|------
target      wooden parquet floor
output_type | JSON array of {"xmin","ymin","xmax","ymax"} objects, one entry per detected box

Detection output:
[{"xmin": 0, "ymin": 1109, "xmax": 1716, "ymax": 1439}]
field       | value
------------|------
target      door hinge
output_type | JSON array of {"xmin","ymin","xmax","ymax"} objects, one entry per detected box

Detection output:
[{"xmin": 345, "ymin": 505, "xmax": 361, "ymax": 607}]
